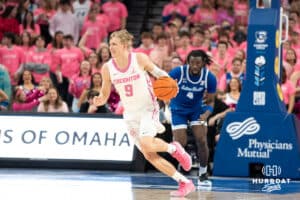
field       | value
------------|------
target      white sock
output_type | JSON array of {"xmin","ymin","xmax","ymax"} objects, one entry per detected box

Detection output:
[
  {"xmin": 171, "ymin": 171, "xmax": 189, "ymax": 183},
  {"xmin": 199, "ymin": 166, "xmax": 207, "ymax": 176},
  {"xmin": 167, "ymin": 144, "xmax": 176, "ymax": 154}
]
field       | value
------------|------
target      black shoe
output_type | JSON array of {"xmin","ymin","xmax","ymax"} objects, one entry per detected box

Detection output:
[
  {"xmin": 198, "ymin": 173, "xmax": 212, "ymax": 187},
  {"xmin": 199, "ymin": 173, "xmax": 209, "ymax": 182}
]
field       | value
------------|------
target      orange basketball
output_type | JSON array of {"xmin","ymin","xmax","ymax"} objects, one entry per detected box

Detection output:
[{"xmin": 153, "ymin": 76, "xmax": 178, "ymax": 101}]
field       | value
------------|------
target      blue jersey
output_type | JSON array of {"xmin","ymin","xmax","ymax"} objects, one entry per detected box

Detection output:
[
  {"xmin": 169, "ymin": 65, "xmax": 217, "ymax": 111},
  {"xmin": 225, "ymin": 72, "xmax": 245, "ymax": 85}
]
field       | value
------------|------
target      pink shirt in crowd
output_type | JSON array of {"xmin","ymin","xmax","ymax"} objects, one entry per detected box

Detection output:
[
  {"xmin": 54, "ymin": 47, "xmax": 84, "ymax": 79},
  {"xmin": 102, "ymin": 1, "xmax": 128, "ymax": 32},
  {"xmin": 34, "ymin": 8, "xmax": 56, "ymax": 25},
  {"xmin": 68, "ymin": 74, "xmax": 91, "ymax": 98},
  {"xmin": 149, "ymin": 45, "xmax": 169, "ymax": 67},
  {"xmin": 12, "ymin": 89, "xmax": 44, "ymax": 111},
  {"xmin": 162, "ymin": 2, "xmax": 189, "ymax": 18},
  {"xmin": 81, "ymin": 19, "xmax": 108, "ymax": 50},
  {"xmin": 133, "ymin": 45, "xmax": 154, "ymax": 56},
  {"xmin": 192, "ymin": 8, "xmax": 217, "ymax": 25},
  {"xmin": 281, "ymin": 80, "xmax": 296, "ymax": 105},
  {"xmin": 176, "ymin": 46, "xmax": 194, "ymax": 63},
  {"xmin": 181, "ymin": 0, "xmax": 202, "ymax": 8},
  {"xmin": 0, "ymin": 45, "xmax": 24, "ymax": 84},
  {"xmin": 234, "ymin": 1, "xmax": 248, "ymax": 25},
  {"xmin": 25, "ymin": 49, "xmax": 52, "ymax": 83},
  {"xmin": 96, "ymin": 13, "xmax": 110, "ymax": 31},
  {"xmin": 19, "ymin": 24, "xmax": 41, "ymax": 37}
]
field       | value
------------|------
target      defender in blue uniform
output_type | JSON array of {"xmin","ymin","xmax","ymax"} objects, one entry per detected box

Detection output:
[{"xmin": 169, "ymin": 50, "xmax": 217, "ymax": 184}]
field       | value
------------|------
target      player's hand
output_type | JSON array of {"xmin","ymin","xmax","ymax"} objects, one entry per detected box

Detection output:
[{"xmin": 93, "ymin": 95, "xmax": 105, "ymax": 107}]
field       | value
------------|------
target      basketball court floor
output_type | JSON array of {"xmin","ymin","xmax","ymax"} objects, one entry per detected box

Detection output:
[{"xmin": 0, "ymin": 168, "xmax": 299, "ymax": 200}]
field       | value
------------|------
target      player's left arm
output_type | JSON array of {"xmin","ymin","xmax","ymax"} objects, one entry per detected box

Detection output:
[
  {"xmin": 136, "ymin": 53, "xmax": 169, "ymax": 78},
  {"xmin": 200, "ymin": 72, "xmax": 217, "ymax": 121}
]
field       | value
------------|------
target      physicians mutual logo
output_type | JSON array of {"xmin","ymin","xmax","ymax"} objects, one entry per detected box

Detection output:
[
  {"xmin": 255, "ymin": 31, "xmax": 267, "ymax": 43},
  {"xmin": 226, "ymin": 117, "xmax": 260, "ymax": 140}
]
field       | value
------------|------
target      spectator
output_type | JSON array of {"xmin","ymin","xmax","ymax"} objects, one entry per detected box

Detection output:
[
  {"xmin": 290, "ymin": 70, "xmax": 300, "ymax": 119},
  {"xmin": 68, "ymin": 60, "xmax": 91, "ymax": 113},
  {"xmin": 20, "ymin": 11, "xmax": 41, "ymax": 38},
  {"xmin": 233, "ymin": 0, "xmax": 248, "ymax": 26},
  {"xmin": 18, "ymin": 31, "xmax": 33, "ymax": 59},
  {"xmin": 0, "ymin": 32, "xmax": 24, "ymax": 85},
  {"xmin": 0, "ymin": 64, "xmax": 11, "ymax": 102},
  {"xmin": 191, "ymin": 29, "xmax": 210, "ymax": 52},
  {"xmin": 281, "ymin": 68, "xmax": 296, "ymax": 113},
  {"xmin": 12, "ymin": 85, "xmax": 44, "ymax": 112},
  {"xmin": 0, "ymin": 88, "xmax": 9, "ymax": 111},
  {"xmin": 47, "ymin": 30, "xmax": 64, "ymax": 53},
  {"xmin": 171, "ymin": 56, "xmax": 183, "ymax": 69},
  {"xmin": 149, "ymin": 33, "xmax": 170, "ymax": 67},
  {"xmin": 72, "ymin": 0, "xmax": 91, "ymax": 31},
  {"xmin": 53, "ymin": 34, "xmax": 84, "ymax": 107},
  {"xmin": 12, "ymin": 70, "xmax": 45, "ymax": 112},
  {"xmin": 102, "ymin": 0, "xmax": 128, "ymax": 33},
  {"xmin": 97, "ymin": 45, "xmax": 111, "ymax": 69},
  {"xmin": 78, "ymin": 72, "xmax": 102, "ymax": 109},
  {"xmin": 162, "ymin": 57, "xmax": 172, "ymax": 73},
  {"xmin": 283, "ymin": 48, "xmax": 300, "ymax": 78},
  {"xmin": 216, "ymin": 0, "xmax": 235, "ymax": 26},
  {"xmin": 49, "ymin": 0, "xmax": 80, "ymax": 44},
  {"xmin": 88, "ymin": 52, "xmax": 101, "ymax": 74},
  {"xmin": 210, "ymin": 41, "xmax": 232, "ymax": 80},
  {"xmin": 81, "ymin": 3, "xmax": 108, "ymax": 50},
  {"xmin": 176, "ymin": 31, "xmax": 193, "ymax": 63},
  {"xmin": 0, "ymin": 5, "xmax": 19, "ymax": 41},
  {"xmin": 16, "ymin": 0, "xmax": 30, "ymax": 23},
  {"xmin": 162, "ymin": 0, "xmax": 189, "ymax": 25},
  {"xmin": 151, "ymin": 22, "xmax": 164, "ymax": 43},
  {"xmin": 23, "ymin": 36, "xmax": 52, "ymax": 83},
  {"xmin": 133, "ymin": 32, "xmax": 154, "ymax": 56},
  {"xmin": 37, "ymin": 86, "xmax": 69, "ymax": 112},
  {"xmin": 223, "ymin": 77, "xmax": 241, "ymax": 108},
  {"xmin": 192, "ymin": 0, "xmax": 217, "ymax": 28},
  {"xmin": 79, "ymin": 89, "xmax": 108, "ymax": 113},
  {"xmin": 218, "ymin": 58, "xmax": 244, "ymax": 92},
  {"xmin": 181, "ymin": 0, "xmax": 201, "ymax": 15},
  {"xmin": 166, "ymin": 21, "xmax": 179, "ymax": 52},
  {"xmin": 34, "ymin": 0, "xmax": 57, "ymax": 45},
  {"xmin": 16, "ymin": 69, "xmax": 37, "ymax": 92},
  {"xmin": 38, "ymin": 76, "xmax": 53, "ymax": 93}
]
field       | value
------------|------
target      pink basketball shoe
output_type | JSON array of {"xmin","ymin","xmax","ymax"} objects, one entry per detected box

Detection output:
[
  {"xmin": 171, "ymin": 141, "xmax": 192, "ymax": 171},
  {"xmin": 170, "ymin": 180, "xmax": 196, "ymax": 197}
]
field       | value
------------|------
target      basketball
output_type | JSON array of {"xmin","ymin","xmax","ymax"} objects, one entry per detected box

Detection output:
[{"xmin": 153, "ymin": 76, "xmax": 178, "ymax": 101}]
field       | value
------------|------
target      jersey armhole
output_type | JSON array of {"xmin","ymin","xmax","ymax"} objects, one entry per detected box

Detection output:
[{"xmin": 177, "ymin": 66, "xmax": 184, "ymax": 85}]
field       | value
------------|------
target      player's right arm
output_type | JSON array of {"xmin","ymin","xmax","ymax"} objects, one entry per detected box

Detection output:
[{"xmin": 93, "ymin": 64, "xmax": 112, "ymax": 106}]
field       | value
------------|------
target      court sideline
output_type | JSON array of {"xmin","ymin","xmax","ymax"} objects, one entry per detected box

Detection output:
[{"xmin": 0, "ymin": 168, "xmax": 299, "ymax": 200}]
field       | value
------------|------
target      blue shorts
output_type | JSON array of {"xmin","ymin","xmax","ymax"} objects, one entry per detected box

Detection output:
[{"xmin": 170, "ymin": 107, "xmax": 205, "ymax": 130}]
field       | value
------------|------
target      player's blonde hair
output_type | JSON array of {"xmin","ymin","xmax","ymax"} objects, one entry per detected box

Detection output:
[{"xmin": 110, "ymin": 29, "xmax": 134, "ymax": 46}]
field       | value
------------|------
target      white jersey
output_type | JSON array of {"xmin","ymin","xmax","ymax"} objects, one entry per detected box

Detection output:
[{"xmin": 107, "ymin": 52, "xmax": 157, "ymax": 113}]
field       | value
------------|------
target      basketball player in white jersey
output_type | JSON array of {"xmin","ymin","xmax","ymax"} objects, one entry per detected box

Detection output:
[{"xmin": 93, "ymin": 30, "xmax": 195, "ymax": 197}]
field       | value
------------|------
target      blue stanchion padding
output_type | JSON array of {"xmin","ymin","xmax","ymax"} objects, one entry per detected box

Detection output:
[{"xmin": 213, "ymin": 0, "xmax": 300, "ymax": 179}]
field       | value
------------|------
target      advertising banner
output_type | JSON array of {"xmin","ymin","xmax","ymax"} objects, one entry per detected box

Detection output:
[{"xmin": 0, "ymin": 115, "xmax": 135, "ymax": 162}]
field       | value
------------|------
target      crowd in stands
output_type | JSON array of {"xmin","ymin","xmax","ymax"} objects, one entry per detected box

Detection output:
[{"xmin": 0, "ymin": 0, "xmax": 300, "ymax": 166}]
